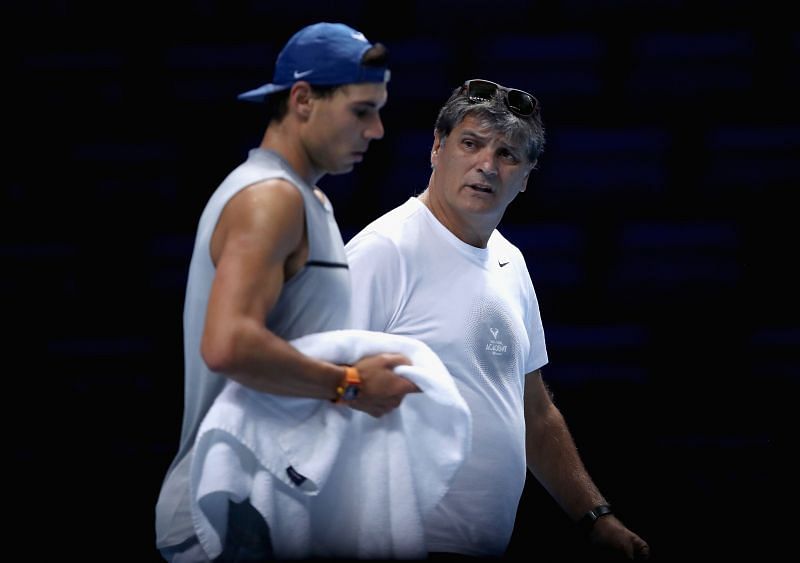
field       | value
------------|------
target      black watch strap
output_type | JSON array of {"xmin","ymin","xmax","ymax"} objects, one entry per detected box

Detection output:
[{"xmin": 578, "ymin": 504, "xmax": 613, "ymax": 534}]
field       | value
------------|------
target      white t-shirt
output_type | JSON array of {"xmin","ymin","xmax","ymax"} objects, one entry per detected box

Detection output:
[{"xmin": 345, "ymin": 197, "xmax": 548, "ymax": 557}]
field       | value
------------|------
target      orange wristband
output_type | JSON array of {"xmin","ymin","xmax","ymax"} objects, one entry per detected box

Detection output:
[{"xmin": 332, "ymin": 366, "xmax": 361, "ymax": 403}]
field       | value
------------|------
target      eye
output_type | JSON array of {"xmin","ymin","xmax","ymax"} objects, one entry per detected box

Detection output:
[
  {"xmin": 498, "ymin": 148, "xmax": 520, "ymax": 163},
  {"xmin": 352, "ymin": 104, "xmax": 379, "ymax": 120}
]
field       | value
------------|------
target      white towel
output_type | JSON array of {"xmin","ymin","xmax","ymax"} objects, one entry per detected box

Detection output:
[{"xmin": 190, "ymin": 329, "xmax": 471, "ymax": 560}]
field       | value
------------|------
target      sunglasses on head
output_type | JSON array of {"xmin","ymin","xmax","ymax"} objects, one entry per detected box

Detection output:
[{"xmin": 460, "ymin": 79, "xmax": 539, "ymax": 117}]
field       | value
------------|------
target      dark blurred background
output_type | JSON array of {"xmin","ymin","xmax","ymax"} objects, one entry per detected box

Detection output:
[{"xmin": 8, "ymin": 1, "xmax": 797, "ymax": 561}]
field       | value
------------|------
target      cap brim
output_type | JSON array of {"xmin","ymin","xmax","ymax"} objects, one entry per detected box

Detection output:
[{"xmin": 237, "ymin": 82, "xmax": 291, "ymax": 102}]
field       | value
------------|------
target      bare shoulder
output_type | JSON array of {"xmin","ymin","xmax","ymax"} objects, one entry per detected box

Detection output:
[
  {"xmin": 212, "ymin": 178, "xmax": 305, "ymax": 263},
  {"xmin": 226, "ymin": 178, "xmax": 304, "ymax": 222}
]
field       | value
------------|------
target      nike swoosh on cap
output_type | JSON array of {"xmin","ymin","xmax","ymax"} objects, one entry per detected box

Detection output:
[
  {"xmin": 351, "ymin": 32, "xmax": 367, "ymax": 42},
  {"xmin": 293, "ymin": 69, "xmax": 314, "ymax": 79}
]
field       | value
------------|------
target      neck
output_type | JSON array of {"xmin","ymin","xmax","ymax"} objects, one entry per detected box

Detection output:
[
  {"xmin": 419, "ymin": 188, "xmax": 493, "ymax": 248},
  {"xmin": 260, "ymin": 122, "xmax": 322, "ymax": 187}
]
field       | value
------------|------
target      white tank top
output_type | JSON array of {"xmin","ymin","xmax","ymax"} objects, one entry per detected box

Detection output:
[{"xmin": 155, "ymin": 148, "xmax": 351, "ymax": 548}]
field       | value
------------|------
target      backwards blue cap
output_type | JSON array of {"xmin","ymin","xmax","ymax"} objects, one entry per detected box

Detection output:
[{"xmin": 238, "ymin": 22, "xmax": 390, "ymax": 102}]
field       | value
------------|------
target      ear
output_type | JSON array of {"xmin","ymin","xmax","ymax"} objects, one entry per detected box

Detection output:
[
  {"xmin": 431, "ymin": 131, "xmax": 443, "ymax": 169},
  {"xmin": 519, "ymin": 161, "xmax": 536, "ymax": 193},
  {"xmin": 290, "ymin": 82, "xmax": 313, "ymax": 119}
]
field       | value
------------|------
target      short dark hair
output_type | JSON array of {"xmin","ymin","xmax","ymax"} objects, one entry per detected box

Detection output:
[
  {"xmin": 265, "ymin": 42, "xmax": 390, "ymax": 121},
  {"xmin": 434, "ymin": 84, "xmax": 545, "ymax": 165}
]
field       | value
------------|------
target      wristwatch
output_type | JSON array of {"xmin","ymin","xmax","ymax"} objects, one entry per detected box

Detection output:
[
  {"xmin": 578, "ymin": 504, "xmax": 613, "ymax": 534},
  {"xmin": 333, "ymin": 366, "xmax": 361, "ymax": 403}
]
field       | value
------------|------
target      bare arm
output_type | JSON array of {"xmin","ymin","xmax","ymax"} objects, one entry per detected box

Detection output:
[
  {"xmin": 525, "ymin": 369, "xmax": 650, "ymax": 559},
  {"xmin": 200, "ymin": 179, "xmax": 417, "ymax": 415}
]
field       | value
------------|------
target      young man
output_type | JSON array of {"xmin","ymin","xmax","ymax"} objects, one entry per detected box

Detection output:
[
  {"xmin": 346, "ymin": 79, "xmax": 651, "ymax": 560},
  {"xmin": 155, "ymin": 22, "xmax": 418, "ymax": 562}
]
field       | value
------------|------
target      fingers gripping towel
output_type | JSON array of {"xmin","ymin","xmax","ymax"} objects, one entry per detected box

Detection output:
[{"xmin": 190, "ymin": 329, "xmax": 472, "ymax": 559}]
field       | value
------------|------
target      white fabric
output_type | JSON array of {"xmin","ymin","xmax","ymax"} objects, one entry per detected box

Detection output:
[
  {"xmin": 156, "ymin": 148, "xmax": 351, "ymax": 550},
  {"xmin": 190, "ymin": 329, "xmax": 471, "ymax": 560},
  {"xmin": 345, "ymin": 197, "xmax": 548, "ymax": 557}
]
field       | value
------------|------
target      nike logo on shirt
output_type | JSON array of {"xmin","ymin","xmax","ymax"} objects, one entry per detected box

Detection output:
[{"xmin": 499, "ymin": 261, "xmax": 509, "ymax": 267}]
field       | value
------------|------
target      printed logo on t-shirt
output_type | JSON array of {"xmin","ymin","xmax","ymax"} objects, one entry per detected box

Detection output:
[
  {"xmin": 465, "ymin": 298, "xmax": 519, "ymax": 388},
  {"xmin": 486, "ymin": 327, "xmax": 508, "ymax": 356}
]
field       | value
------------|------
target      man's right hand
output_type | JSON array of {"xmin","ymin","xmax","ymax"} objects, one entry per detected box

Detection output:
[{"xmin": 346, "ymin": 353, "xmax": 420, "ymax": 417}]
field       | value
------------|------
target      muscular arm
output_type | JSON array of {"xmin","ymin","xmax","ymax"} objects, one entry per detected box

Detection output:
[
  {"xmin": 525, "ymin": 370, "xmax": 650, "ymax": 559},
  {"xmin": 200, "ymin": 179, "xmax": 415, "ymax": 415}
]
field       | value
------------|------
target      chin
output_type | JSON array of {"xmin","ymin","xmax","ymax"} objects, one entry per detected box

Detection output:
[{"xmin": 331, "ymin": 163, "xmax": 355, "ymax": 175}]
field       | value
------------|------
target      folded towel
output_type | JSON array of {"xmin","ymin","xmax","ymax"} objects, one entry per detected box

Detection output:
[{"xmin": 190, "ymin": 329, "xmax": 471, "ymax": 560}]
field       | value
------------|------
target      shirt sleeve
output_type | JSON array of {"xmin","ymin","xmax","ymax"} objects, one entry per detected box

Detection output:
[
  {"xmin": 345, "ymin": 230, "xmax": 404, "ymax": 332},
  {"xmin": 520, "ymin": 251, "xmax": 549, "ymax": 374}
]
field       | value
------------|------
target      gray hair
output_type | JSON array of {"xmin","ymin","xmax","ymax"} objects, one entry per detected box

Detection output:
[{"xmin": 434, "ymin": 84, "xmax": 546, "ymax": 165}]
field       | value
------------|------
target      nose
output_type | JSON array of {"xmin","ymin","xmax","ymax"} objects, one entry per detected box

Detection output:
[
  {"xmin": 477, "ymin": 150, "xmax": 498, "ymax": 177},
  {"xmin": 365, "ymin": 114, "xmax": 385, "ymax": 141}
]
